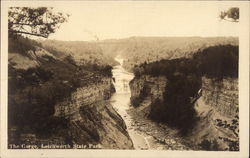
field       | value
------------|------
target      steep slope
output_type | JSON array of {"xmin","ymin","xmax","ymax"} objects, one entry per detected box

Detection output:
[
  {"xmin": 53, "ymin": 78, "xmax": 133, "ymax": 149},
  {"xmin": 188, "ymin": 77, "xmax": 238, "ymax": 151},
  {"xmin": 8, "ymin": 37, "xmax": 133, "ymax": 149},
  {"xmin": 40, "ymin": 40, "xmax": 118, "ymax": 66},
  {"xmin": 129, "ymin": 44, "xmax": 239, "ymax": 150}
]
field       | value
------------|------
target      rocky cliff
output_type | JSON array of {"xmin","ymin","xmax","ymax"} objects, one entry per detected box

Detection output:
[
  {"xmin": 130, "ymin": 75, "xmax": 167, "ymax": 108},
  {"xmin": 54, "ymin": 77, "xmax": 115, "ymax": 118},
  {"xmin": 128, "ymin": 44, "xmax": 239, "ymax": 150},
  {"xmin": 189, "ymin": 77, "xmax": 239, "ymax": 151},
  {"xmin": 54, "ymin": 78, "xmax": 134, "ymax": 149},
  {"xmin": 8, "ymin": 37, "xmax": 133, "ymax": 149},
  {"xmin": 198, "ymin": 77, "xmax": 238, "ymax": 118},
  {"xmin": 129, "ymin": 75, "xmax": 239, "ymax": 150}
]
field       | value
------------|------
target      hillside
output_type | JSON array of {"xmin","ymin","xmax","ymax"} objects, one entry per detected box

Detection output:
[
  {"xmin": 40, "ymin": 39, "xmax": 119, "ymax": 66},
  {"xmin": 7, "ymin": 36, "xmax": 240, "ymax": 150},
  {"xmin": 98, "ymin": 36, "xmax": 238, "ymax": 71},
  {"xmin": 129, "ymin": 44, "xmax": 239, "ymax": 150},
  {"xmin": 8, "ymin": 37, "xmax": 133, "ymax": 149}
]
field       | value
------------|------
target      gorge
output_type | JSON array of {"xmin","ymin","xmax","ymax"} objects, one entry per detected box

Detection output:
[
  {"xmin": 127, "ymin": 44, "xmax": 239, "ymax": 150},
  {"xmin": 110, "ymin": 57, "xmax": 189, "ymax": 150},
  {"xmin": 8, "ymin": 38, "xmax": 134, "ymax": 149},
  {"xmin": 8, "ymin": 36, "xmax": 239, "ymax": 151}
]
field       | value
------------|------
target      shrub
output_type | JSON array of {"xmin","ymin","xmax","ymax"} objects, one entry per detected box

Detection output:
[{"xmin": 199, "ymin": 139, "xmax": 221, "ymax": 151}]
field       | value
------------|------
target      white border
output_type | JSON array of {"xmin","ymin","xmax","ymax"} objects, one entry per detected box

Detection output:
[{"xmin": 1, "ymin": 1, "xmax": 249, "ymax": 158}]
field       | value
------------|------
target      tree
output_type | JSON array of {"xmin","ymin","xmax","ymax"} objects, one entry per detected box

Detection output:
[
  {"xmin": 220, "ymin": 7, "xmax": 239, "ymax": 22},
  {"xmin": 8, "ymin": 7, "xmax": 69, "ymax": 38}
]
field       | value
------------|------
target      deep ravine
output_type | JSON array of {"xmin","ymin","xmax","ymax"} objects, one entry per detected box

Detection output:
[
  {"xmin": 110, "ymin": 57, "xmax": 149, "ymax": 149},
  {"xmin": 110, "ymin": 57, "xmax": 190, "ymax": 150}
]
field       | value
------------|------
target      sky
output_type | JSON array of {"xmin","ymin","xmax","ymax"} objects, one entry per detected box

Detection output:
[{"xmin": 47, "ymin": 1, "xmax": 240, "ymax": 41}]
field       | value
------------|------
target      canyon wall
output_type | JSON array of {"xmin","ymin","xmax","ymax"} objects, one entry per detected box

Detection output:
[
  {"xmin": 53, "ymin": 77, "xmax": 134, "ymax": 149},
  {"xmin": 54, "ymin": 77, "xmax": 115, "ymax": 118},
  {"xmin": 130, "ymin": 75, "xmax": 167, "ymax": 108},
  {"xmin": 8, "ymin": 38, "xmax": 133, "ymax": 149},
  {"xmin": 189, "ymin": 77, "xmax": 239, "ymax": 150},
  {"xmin": 198, "ymin": 77, "xmax": 238, "ymax": 118},
  {"xmin": 129, "ymin": 75, "xmax": 239, "ymax": 150}
]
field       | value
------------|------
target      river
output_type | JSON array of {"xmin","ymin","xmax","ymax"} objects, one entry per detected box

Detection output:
[
  {"xmin": 110, "ymin": 57, "xmax": 191, "ymax": 150},
  {"xmin": 110, "ymin": 57, "xmax": 150, "ymax": 149}
]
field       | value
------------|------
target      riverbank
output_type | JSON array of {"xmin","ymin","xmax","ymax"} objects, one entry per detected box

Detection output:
[
  {"xmin": 110, "ymin": 57, "xmax": 150, "ymax": 149},
  {"xmin": 127, "ymin": 97, "xmax": 191, "ymax": 150},
  {"xmin": 8, "ymin": 38, "xmax": 133, "ymax": 149},
  {"xmin": 110, "ymin": 57, "xmax": 191, "ymax": 150}
]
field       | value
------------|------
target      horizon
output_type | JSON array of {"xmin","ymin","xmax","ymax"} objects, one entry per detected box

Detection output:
[
  {"xmin": 38, "ymin": 35, "xmax": 239, "ymax": 43},
  {"xmin": 28, "ymin": 1, "xmax": 242, "ymax": 41}
]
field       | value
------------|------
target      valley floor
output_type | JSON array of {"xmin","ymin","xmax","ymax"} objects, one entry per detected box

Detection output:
[
  {"xmin": 110, "ymin": 57, "xmax": 194, "ymax": 150},
  {"xmin": 113, "ymin": 96, "xmax": 192, "ymax": 150}
]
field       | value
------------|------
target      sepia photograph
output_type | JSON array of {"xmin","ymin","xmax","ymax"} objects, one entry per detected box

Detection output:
[{"xmin": 1, "ymin": 1, "xmax": 249, "ymax": 158}]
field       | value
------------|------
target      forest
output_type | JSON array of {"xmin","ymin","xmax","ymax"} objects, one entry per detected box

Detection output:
[
  {"xmin": 97, "ymin": 36, "xmax": 238, "ymax": 71},
  {"xmin": 8, "ymin": 36, "xmax": 115, "ymax": 139},
  {"xmin": 6, "ymin": 6, "xmax": 242, "ymax": 152},
  {"xmin": 131, "ymin": 44, "xmax": 238, "ymax": 134}
]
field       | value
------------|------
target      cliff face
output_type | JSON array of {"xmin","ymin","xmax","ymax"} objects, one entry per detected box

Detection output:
[
  {"xmin": 130, "ymin": 75, "xmax": 167, "ymax": 108},
  {"xmin": 8, "ymin": 38, "xmax": 133, "ymax": 149},
  {"xmin": 190, "ymin": 77, "xmax": 239, "ymax": 150},
  {"xmin": 54, "ymin": 78, "xmax": 133, "ymax": 149},
  {"xmin": 198, "ymin": 77, "xmax": 238, "ymax": 118},
  {"xmin": 129, "ymin": 75, "xmax": 239, "ymax": 150},
  {"xmin": 54, "ymin": 78, "xmax": 115, "ymax": 118}
]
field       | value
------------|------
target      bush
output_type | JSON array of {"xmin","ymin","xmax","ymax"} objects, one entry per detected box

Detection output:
[
  {"xmin": 199, "ymin": 139, "xmax": 221, "ymax": 151},
  {"xmin": 9, "ymin": 36, "xmax": 41, "ymax": 57}
]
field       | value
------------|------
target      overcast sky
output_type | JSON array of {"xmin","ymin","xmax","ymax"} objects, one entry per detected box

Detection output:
[{"xmin": 47, "ymin": 1, "xmax": 240, "ymax": 41}]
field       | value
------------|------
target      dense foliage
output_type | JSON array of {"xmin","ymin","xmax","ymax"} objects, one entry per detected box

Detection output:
[
  {"xmin": 194, "ymin": 45, "xmax": 238, "ymax": 79},
  {"xmin": 98, "ymin": 37, "xmax": 238, "ymax": 72},
  {"xmin": 147, "ymin": 58, "xmax": 201, "ymax": 134},
  {"xmin": 220, "ymin": 7, "xmax": 239, "ymax": 22},
  {"xmin": 8, "ymin": 7, "xmax": 69, "ymax": 38},
  {"xmin": 135, "ymin": 45, "xmax": 238, "ymax": 134},
  {"xmin": 40, "ymin": 40, "xmax": 118, "ymax": 67},
  {"xmin": 134, "ymin": 45, "xmax": 238, "ymax": 78},
  {"xmin": 8, "ymin": 37, "xmax": 114, "ymax": 139}
]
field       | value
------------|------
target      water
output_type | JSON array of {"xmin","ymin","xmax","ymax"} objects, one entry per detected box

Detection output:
[
  {"xmin": 110, "ymin": 57, "xmax": 189, "ymax": 150},
  {"xmin": 110, "ymin": 57, "xmax": 150, "ymax": 149}
]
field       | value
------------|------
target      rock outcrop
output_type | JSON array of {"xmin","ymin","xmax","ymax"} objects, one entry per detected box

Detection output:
[
  {"xmin": 129, "ymin": 75, "xmax": 239, "ymax": 150},
  {"xmin": 8, "ymin": 38, "xmax": 133, "ymax": 149},
  {"xmin": 189, "ymin": 77, "xmax": 239, "ymax": 151},
  {"xmin": 129, "ymin": 75, "xmax": 167, "ymax": 108},
  {"xmin": 198, "ymin": 77, "xmax": 238, "ymax": 118},
  {"xmin": 53, "ymin": 77, "xmax": 133, "ymax": 149},
  {"xmin": 54, "ymin": 78, "xmax": 115, "ymax": 118}
]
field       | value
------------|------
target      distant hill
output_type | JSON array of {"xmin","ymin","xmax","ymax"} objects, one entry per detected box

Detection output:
[
  {"xmin": 97, "ymin": 36, "xmax": 238, "ymax": 71},
  {"xmin": 40, "ymin": 40, "xmax": 118, "ymax": 66}
]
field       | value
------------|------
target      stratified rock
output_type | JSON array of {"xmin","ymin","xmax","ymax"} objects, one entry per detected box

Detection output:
[
  {"xmin": 129, "ymin": 75, "xmax": 167, "ymax": 108},
  {"xmin": 54, "ymin": 77, "xmax": 134, "ymax": 149},
  {"xmin": 189, "ymin": 77, "xmax": 239, "ymax": 151},
  {"xmin": 129, "ymin": 74, "xmax": 239, "ymax": 151}
]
